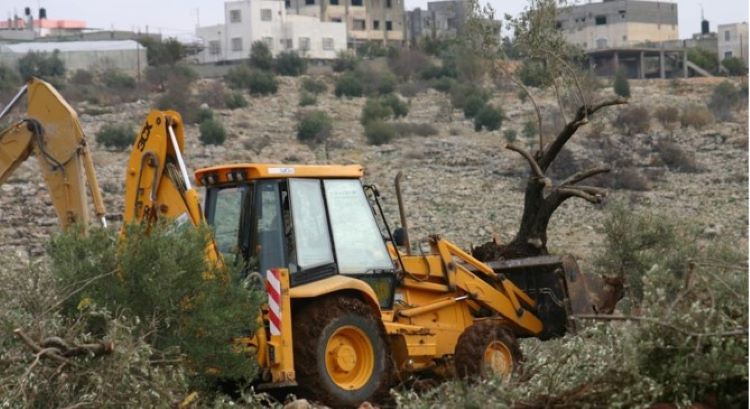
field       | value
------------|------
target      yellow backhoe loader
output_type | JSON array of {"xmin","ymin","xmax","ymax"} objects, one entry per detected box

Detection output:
[
  {"xmin": 0, "ymin": 78, "xmax": 106, "ymax": 229},
  {"xmin": 126, "ymin": 109, "xmax": 590, "ymax": 407}
]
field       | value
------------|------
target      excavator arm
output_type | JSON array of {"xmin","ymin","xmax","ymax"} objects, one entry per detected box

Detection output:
[{"xmin": 0, "ymin": 78, "xmax": 106, "ymax": 229}]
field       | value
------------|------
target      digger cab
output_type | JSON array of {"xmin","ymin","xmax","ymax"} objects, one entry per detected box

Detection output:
[{"xmin": 195, "ymin": 164, "xmax": 397, "ymax": 306}]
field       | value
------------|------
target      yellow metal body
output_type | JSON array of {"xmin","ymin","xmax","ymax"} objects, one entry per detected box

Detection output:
[{"xmin": 0, "ymin": 78, "xmax": 106, "ymax": 229}]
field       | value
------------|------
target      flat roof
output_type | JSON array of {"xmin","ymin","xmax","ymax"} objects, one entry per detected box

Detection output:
[
  {"xmin": 195, "ymin": 163, "xmax": 364, "ymax": 186},
  {"xmin": 2, "ymin": 39, "xmax": 141, "ymax": 53}
]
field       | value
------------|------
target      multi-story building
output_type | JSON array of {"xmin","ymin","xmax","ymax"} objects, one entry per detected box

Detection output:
[
  {"xmin": 717, "ymin": 22, "xmax": 747, "ymax": 66},
  {"xmin": 195, "ymin": 0, "xmax": 347, "ymax": 63},
  {"xmin": 407, "ymin": 0, "xmax": 469, "ymax": 44},
  {"xmin": 0, "ymin": 7, "xmax": 86, "ymax": 42},
  {"xmin": 556, "ymin": 0, "xmax": 678, "ymax": 51},
  {"xmin": 285, "ymin": 0, "xmax": 405, "ymax": 47}
]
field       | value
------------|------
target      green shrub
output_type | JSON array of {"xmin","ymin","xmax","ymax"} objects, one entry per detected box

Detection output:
[
  {"xmin": 199, "ymin": 118, "xmax": 227, "ymax": 145},
  {"xmin": 613, "ymin": 105, "xmax": 650, "ymax": 135},
  {"xmin": 297, "ymin": 111, "xmax": 332, "ymax": 143},
  {"xmin": 654, "ymin": 105, "xmax": 680, "ymax": 129},
  {"xmin": 450, "ymin": 83, "xmax": 489, "ymax": 110},
  {"xmin": 708, "ymin": 81, "xmax": 742, "ymax": 120},
  {"xmin": 249, "ymin": 41, "xmax": 273, "ymax": 71},
  {"xmin": 687, "ymin": 48, "xmax": 719, "ymax": 73},
  {"xmin": 334, "ymin": 72, "xmax": 364, "ymax": 98},
  {"xmin": 388, "ymin": 48, "xmax": 432, "ymax": 80},
  {"xmin": 364, "ymin": 120, "xmax": 396, "ymax": 145},
  {"xmin": 361, "ymin": 98, "xmax": 393, "ymax": 125},
  {"xmin": 70, "ymin": 69, "xmax": 94, "ymax": 85},
  {"xmin": 333, "ymin": 50, "xmax": 359, "ymax": 72},
  {"xmin": 503, "ymin": 129, "xmax": 517, "ymax": 143},
  {"xmin": 145, "ymin": 64, "xmax": 196, "ymax": 90},
  {"xmin": 0, "ymin": 64, "xmax": 21, "ymax": 96},
  {"xmin": 225, "ymin": 64, "xmax": 255, "ymax": 89},
  {"xmin": 613, "ymin": 69, "xmax": 631, "ymax": 98},
  {"xmin": 519, "ymin": 59, "xmax": 550, "ymax": 88},
  {"xmin": 197, "ymin": 107, "xmax": 214, "ymax": 123},
  {"xmin": 275, "ymin": 51, "xmax": 306, "ymax": 76},
  {"xmin": 391, "ymin": 122, "xmax": 439, "ymax": 137},
  {"xmin": 17, "ymin": 50, "xmax": 65, "ymax": 80},
  {"xmin": 139, "ymin": 37, "xmax": 185, "ymax": 66},
  {"xmin": 247, "ymin": 70, "xmax": 278, "ymax": 95},
  {"xmin": 102, "ymin": 68, "xmax": 136, "ymax": 89},
  {"xmin": 431, "ymin": 77, "xmax": 455, "ymax": 93},
  {"xmin": 195, "ymin": 81, "xmax": 227, "ymax": 109},
  {"xmin": 225, "ymin": 91, "xmax": 248, "ymax": 109},
  {"xmin": 299, "ymin": 92, "xmax": 317, "ymax": 106},
  {"xmin": 355, "ymin": 65, "xmax": 397, "ymax": 96},
  {"xmin": 463, "ymin": 94, "xmax": 486, "ymax": 118},
  {"xmin": 722, "ymin": 56, "xmax": 747, "ymax": 76},
  {"xmin": 474, "ymin": 104, "xmax": 503, "ymax": 131},
  {"xmin": 155, "ymin": 85, "xmax": 200, "ymax": 123},
  {"xmin": 523, "ymin": 119, "xmax": 538, "ymax": 139},
  {"xmin": 680, "ymin": 104, "xmax": 713, "ymax": 129},
  {"xmin": 656, "ymin": 139, "xmax": 703, "ymax": 173},
  {"xmin": 96, "ymin": 124, "xmax": 133, "ymax": 151},
  {"xmin": 380, "ymin": 93, "xmax": 408, "ymax": 118},
  {"xmin": 301, "ymin": 77, "xmax": 327, "ymax": 94}
]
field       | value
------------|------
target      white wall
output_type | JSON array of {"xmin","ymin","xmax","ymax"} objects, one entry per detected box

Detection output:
[{"xmin": 717, "ymin": 23, "xmax": 748, "ymax": 66}]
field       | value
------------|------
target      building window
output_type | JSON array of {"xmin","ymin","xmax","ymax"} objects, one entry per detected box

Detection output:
[
  {"xmin": 386, "ymin": 0, "xmax": 392, "ymax": 8},
  {"xmin": 386, "ymin": 21, "xmax": 393, "ymax": 31},
  {"xmin": 352, "ymin": 0, "xmax": 363, "ymax": 6},
  {"xmin": 725, "ymin": 51, "xmax": 733, "ymax": 58},
  {"xmin": 285, "ymin": 0, "xmax": 291, "ymax": 7},
  {"xmin": 306, "ymin": 0, "xmax": 315, "ymax": 5},
  {"xmin": 229, "ymin": 9, "xmax": 241, "ymax": 23},
  {"xmin": 555, "ymin": 21, "xmax": 562, "ymax": 29},
  {"xmin": 299, "ymin": 37, "xmax": 310, "ymax": 51},
  {"xmin": 331, "ymin": 0, "xmax": 339, "ymax": 4},
  {"xmin": 261, "ymin": 9, "xmax": 273, "ymax": 21},
  {"xmin": 209, "ymin": 40, "xmax": 221, "ymax": 55},
  {"xmin": 618, "ymin": 10, "xmax": 626, "ymax": 19},
  {"xmin": 231, "ymin": 37, "xmax": 243, "ymax": 51},
  {"xmin": 353, "ymin": 19, "xmax": 365, "ymax": 30},
  {"xmin": 373, "ymin": 20, "xmax": 380, "ymax": 30},
  {"xmin": 595, "ymin": 15, "xmax": 606, "ymax": 25},
  {"xmin": 263, "ymin": 36, "xmax": 274, "ymax": 49},
  {"xmin": 284, "ymin": 38, "xmax": 293, "ymax": 49},
  {"xmin": 725, "ymin": 30, "xmax": 731, "ymax": 41},
  {"xmin": 322, "ymin": 37, "xmax": 334, "ymax": 50},
  {"xmin": 622, "ymin": 35, "xmax": 627, "ymax": 41},
  {"xmin": 332, "ymin": 17, "xmax": 342, "ymax": 22}
]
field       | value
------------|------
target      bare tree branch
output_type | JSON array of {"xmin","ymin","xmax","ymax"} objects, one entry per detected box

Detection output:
[
  {"xmin": 556, "ymin": 187, "xmax": 604, "ymax": 204},
  {"xmin": 492, "ymin": 62, "xmax": 545, "ymax": 150},
  {"xmin": 505, "ymin": 143, "xmax": 548, "ymax": 183},
  {"xmin": 572, "ymin": 185, "xmax": 608, "ymax": 197},
  {"xmin": 574, "ymin": 314, "xmax": 748, "ymax": 338},
  {"xmin": 559, "ymin": 166, "xmax": 611, "ymax": 186}
]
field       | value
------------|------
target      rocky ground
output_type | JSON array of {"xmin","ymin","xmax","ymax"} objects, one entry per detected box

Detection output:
[{"xmin": 1, "ymin": 75, "xmax": 747, "ymax": 275}]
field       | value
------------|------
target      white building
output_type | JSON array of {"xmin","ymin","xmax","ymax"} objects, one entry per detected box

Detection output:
[
  {"xmin": 717, "ymin": 22, "xmax": 748, "ymax": 66},
  {"xmin": 196, "ymin": 0, "xmax": 347, "ymax": 63}
]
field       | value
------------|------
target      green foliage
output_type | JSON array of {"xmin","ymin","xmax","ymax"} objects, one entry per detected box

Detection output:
[
  {"xmin": 334, "ymin": 72, "xmax": 364, "ymax": 98},
  {"xmin": 431, "ymin": 76, "xmax": 455, "ymax": 93},
  {"xmin": 298, "ymin": 91, "xmax": 317, "ymax": 106},
  {"xmin": 332, "ymin": 50, "xmax": 359, "ymax": 72},
  {"xmin": 155, "ymin": 84, "xmax": 200, "ymax": 124},
  {"xmin": 656, "ymin": 139, "xmax": 703, "ymax": 173},
  {"xmin": 197, "ymin": 107, "xmax": 214, "ymax": 123},
  {"xmin": 275, "ymin": 51, "xmax": 306, "ymax": 76},
  {"xmin": 519, "ymin": 59, "xmax": 552, "ymax": 88},
  {"xmin": 654, "ymin": 105, "xmax": 680, "ymax": 129},
  {"xmin": 296, "ymin": 110, "xmax": 332, "ymax": 143},
  {"xmin": 47, "ymin": 223, "xmax": 261, "ymax": 383},
  {"xmin": 225, "ymin": 91, "xmax": 248, "ymax": 109},
  {"xmin": 503, "ymin": 128, "xmax": 517, "ymax": 143},
  {"xmin": 722, "ymin": 56, "xmax": 747, "ymax": 76},
  {"xmin": 225, "ymin": 64, "xmax": 255, "ymax": 89},
  {"xmin": 145, "ymin": 63, "xmax": 197, "ymax": 90},
  {"xmin": 613, "ymin": 105, "xmax": 650, "ymax": 135},
  {"xmin": 249, "ymin": 41, "xmax": 274, "ymax": 71},
  {"xmin": 199, "ymin": 118, "xmax": 227, "ymax": 145},
  {"xmin": 361, "ymin": 98, "xmax": 393, "ymax": 125},
  {"xmin": 0, "ymin": 64, "xmax": 21, "ymax": 96},
  {"xmin": 391, "ymin": 122, "xmax": 439, "ymax": 137},
  {"xmin": 96, "ymin": 124, "xmax": 133, "ymax": 151},
  {"xmin": 463, "ymin": 93, "xmax": 486, "ymax": 118},
  {"xmin": 613, "ymin": 69, "xmax": 631, "ymax": 98},
  {"xmin": 70, "ymin": 69, "xmax": 94, "ymax": 85},
  {"xmin": 380, "ymin": 93, "xmax": 408, "ymax": 118},
  {"xmin": 301, "ymin": 77, "xmax": 327, "ymax": 94},
  {"xmin": 139, "ymin": 37, "xmax": 185, "ymax": 66},
  {"xmin": 687, "ymin": 48, "xmax": 719, "ymax": 73},
  {"xmin": 355, "ymin": 65, "xmax": 397, "ymax": 96},
  {"xmin": 247, "ymin": 70, "xmax": 278, "ymax": 95},
  {"xmin": 474, "ymin": 104, "xmax": 503, "ymax": 132},
  {"xmin": 102, "ymin": 68, "xmax": 136, "ymax": 89},
  {"xmin": 17, "ymin": 50, "xmax": 65, "ymax": 80},
  {"xmin": 364, "ymin": 120, "xmax": 395, "ymax": 145},
  {"xmin": 388, "ymin": 48, "xmax": 432, "ymax": 80},
  {"xmin": 450, "ymin": 82, "xmax": 489, "ymax": 110},
  {"xmin": 708, "ymin": 80, "xmax": 743, "ymax": 120},
  {"xmin": 523, "ymin": 119, "xmax": 538, "ymax": 139}
]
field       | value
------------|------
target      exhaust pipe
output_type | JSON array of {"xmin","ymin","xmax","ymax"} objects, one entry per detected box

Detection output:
[{"xmin": 394, "ymin": 172, "xmax": 411, "ymax": 255}]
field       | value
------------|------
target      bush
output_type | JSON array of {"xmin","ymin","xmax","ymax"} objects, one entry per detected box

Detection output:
[
  {"xmin": 155, "ymin": 84, "xmax": 200, "ymax": 123},
  {"xmin": 380, "ymin": 93, "xmax": 408, "ymax": 118},
  {"xmin": 196, "ymin": 81, "xmax": 227, "ymax": 109},
  {"xmin": 611, "ymin": 167, "xmax": 651, "ymax": 191},
  {"xmin": 613, "ymin": 69, "xmax": 631, "ymax": 98},
  {"xmin": 364, "ymin": 120, "xmax": 396, "ymax": 145},
  {"xmin": 197, "ymin": 107, "xmax": 214, "ymax": 123},
  {"xmin": 146, "ymin": 63, "xmax": 196, "ymax": 90},
  {"xmin": 431, "ymin": 76, "xmax": 455, "ymax": 93},
  {"xmin": 680, "ymin": 104, "xmax": 713, "ymax": 129},
  {"xmin": 301, "ymin": 77, "xmax": 327, "ymax": 94},
  {"xmin": 450, "ymin": 82, "xmax": 489, "ymax": 110},
  {"xmin": 654, "ymin": 105, "xmax": 680, "ymax": 129},
  {"xmin": 0, "ymin": 64, "xmax": 21, "ymax": 97},
  {"xmin": 299, "ymin": 91, "xmax": 317, "ymax": 106},
  {"xmin": 332, "ymin": 50, "xmax": 359, "ymax": 72},
  {"xmin": 139, "ymin": 37, "xmax": 185, "ymax": 66},
  {"xmin": 102, "ymin": 68, "xmax": 136, "ymax": 90},
  {"xmin": 361, "ymin": 98, "xmax": 393, "ymax": 125},
  {"xmin": 708, "ymin": 81, "xmax": 742, "ymax": 120},
  {"xmin": 355, "ymin": 65, "xmax": 397, "ymax": 96},
  {"xmin": 656, "ymin": 139, "xmax": 703, "ymax": 173},
  {"xmin": 275, "ymin": 51, "xmax": 306, "ymax": 76},
  {"xmin": 519, "ymin": 59, "xmax": 551, "ymax": 88},
  {"xmin": 96, "ymin": 124, "xmax": 133, "ymax": 151},
  {"xmin": 463, "ymin": 94, "xmax": 486, "ymax": 119},
  {"xmin": 523, "ymin": 119, "xmax": 538, "ymax": 139},
  {"xmin": 334, "ymin": 72, "xmax": 364, "ymax": 97},
  {"xmin": 503, "ymin": 129, "xmax": 517, "ymax": 143},
  {"xmin": 613, "ymin": 105, "xmax": 650, "ymax": 135},
  {"xmin": 225, "ymin": 91, "xmax": 248, "ymax": 109},
  {"xmin": 391, "ymin": 122, "xmax": 439, "ymax": 137},
  {"xmin": 225, "ymin": 64, "xmax": 255, "ymax": 89},
  {"xmin": 17, "ymin": 50, "xmax": 65, "ymax": 80},
  {"xmin": 247, "ymin": 70, "xmax": 278, "ymax": 95},
  {"xmin": 249, "ymin": 41, "xmax": 273, "ymax": 71},
  {"xmin": 296, "ymin": 111, "xmax": 332, "ymax": 143},
  {"xmin": 687, "ymin": 48, "xmax": 719, "ymax": 73},
  {"xmin": 199, "ymin": 118, "xmax": 227, "ymax": 145},
  {"xmin": 70, "ymin": 69, "xmax": 94, "ymax": 85},
  {"xmin": 474, "ymin": 104, "xmax": 503, "ymax": 132},
  {"xmin": 388, "ymin": 48, "xmax": 432, "ymax": 80},
  {"xmin": 722, "ymin": 56, "xmax": 747, "ymax": 76}
]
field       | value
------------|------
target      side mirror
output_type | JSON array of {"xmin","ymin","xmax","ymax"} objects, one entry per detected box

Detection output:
[{"xmin": 393, "ymin": 227, "xmax": 405, "ymax": 247}]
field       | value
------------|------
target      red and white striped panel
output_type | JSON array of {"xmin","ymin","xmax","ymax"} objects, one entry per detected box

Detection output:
[{"xmin": 266, "ymin": 269, "xmax": 282, "ymax": 336}]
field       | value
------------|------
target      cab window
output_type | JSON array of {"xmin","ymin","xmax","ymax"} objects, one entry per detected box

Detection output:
[
  {"xmin": 288, "ymin": 179, "xmax": 334, "ymax": 270},
  {"xmin": 205, "ymin": 185, "xmax": 249, "ymax": 262}
]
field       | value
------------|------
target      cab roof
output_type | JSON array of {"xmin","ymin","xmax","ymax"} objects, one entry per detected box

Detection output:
[{"xmin": 194, "ymin": 163, "xmax": 364, "ymax": 186}]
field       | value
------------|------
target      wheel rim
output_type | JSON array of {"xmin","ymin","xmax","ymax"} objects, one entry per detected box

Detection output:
[
  {"xmin": 482, "ymin": 340, "xmax": 513, "ymax": 378},
  {"xmin": 324, "ymin": 325, "xmax": 375, "ymax": 390}
]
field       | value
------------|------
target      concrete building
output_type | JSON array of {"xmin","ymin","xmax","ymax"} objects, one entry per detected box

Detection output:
[
  {"xmin": 407, "ymin": 0, "xmax": 468, "ymax": 44},
  {"xmin": 556, "ymin": 0, "xmax": 678, "ymax": 51},
  {"xmin": 717, "ymin": 22, "xmax": 747, "ymax": 66},
  {"xmin": 0, "ymin": 7, "xmax": 86, "ymax": 42},
  {"xmin": 196, "ymin": 0, "xmax": 347, "ymax": 63},
  {"xmin": 285, "ymin": 0, "xmax": 405, "ymax": 46},
  {"xmin": 0, "ymin": 40, "xmax": 146, "ymax": 76}
]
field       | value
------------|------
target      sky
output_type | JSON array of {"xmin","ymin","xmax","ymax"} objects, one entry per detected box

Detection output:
[{"xmin": 2, "ymin": 0, "xmax": 748, "ymax": 40}]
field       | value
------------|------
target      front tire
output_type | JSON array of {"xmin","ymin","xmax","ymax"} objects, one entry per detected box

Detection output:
[
  {"xmin": 454, "ymin": 320, "xmax": 522, "ymax": 380},
  {"xmin": 293, "ymin": 296, "xmax": 390, "ymax": 407}
]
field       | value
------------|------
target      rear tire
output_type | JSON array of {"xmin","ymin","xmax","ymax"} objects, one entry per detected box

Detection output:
[
  {"xmin": 454, "ymin": 320, "xmax": 522, "ymax": 380},
  {"xmin": 293, "ymin": 296, "xmax": 390, "ymax": 408}
]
